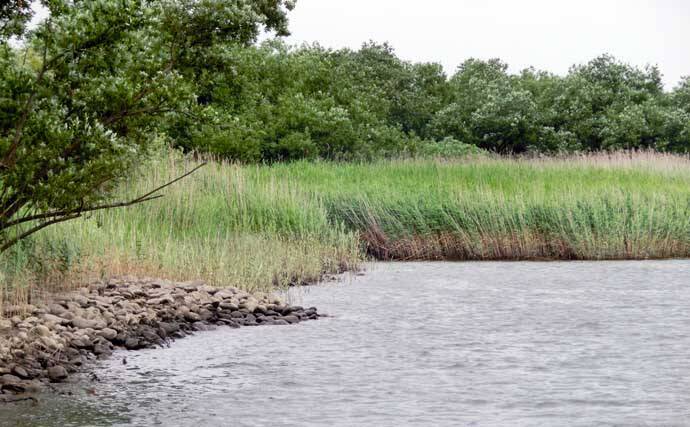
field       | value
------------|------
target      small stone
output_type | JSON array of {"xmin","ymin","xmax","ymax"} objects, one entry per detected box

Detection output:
[{"xmin": 47, "ymin": 366, "xmax": 68, "ymax": 382}]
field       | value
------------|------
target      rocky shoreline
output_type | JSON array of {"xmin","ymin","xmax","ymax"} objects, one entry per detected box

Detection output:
[{"xmin": 0, "ymin": 276, "xmax": 320, "ymax": 398}]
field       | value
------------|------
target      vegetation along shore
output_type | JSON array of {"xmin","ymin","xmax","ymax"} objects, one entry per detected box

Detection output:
[{"xmin": 4, "ymin": 149, "xmax": 690, "ymax": 309}]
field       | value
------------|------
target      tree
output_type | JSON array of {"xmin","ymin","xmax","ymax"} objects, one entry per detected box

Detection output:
[
  {"xmin": 429, "ymin": 58, "xmax": 539, "ymax": 153},
  {"xmin": 553, "ymin": 54, "xmax": 665, "ymax": 151},
  {"xmin": 0, "ymin": 0, "xmax": 294, "ymax": 251},
  {"xmin": 672, "ymin": 76, "xmax": 690, "ymax": 113}
]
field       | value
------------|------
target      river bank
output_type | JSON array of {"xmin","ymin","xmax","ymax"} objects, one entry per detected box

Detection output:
[{"xmin": 0, "ymin": 276, "xmax": 319, "ymax": 397}]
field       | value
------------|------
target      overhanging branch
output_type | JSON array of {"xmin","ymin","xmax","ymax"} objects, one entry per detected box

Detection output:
[{"xmin": 0, "ymin": 162, "xmax": 207, "ymax": 251}]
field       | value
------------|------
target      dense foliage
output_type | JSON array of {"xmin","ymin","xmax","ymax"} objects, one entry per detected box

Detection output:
[
  {"xmin": 174, "ymin": 40, "xmax": 689, "ymax": 160},
  {"xmin": 0, "ymin": 0, "xmax": 294, "ymax": 250}
]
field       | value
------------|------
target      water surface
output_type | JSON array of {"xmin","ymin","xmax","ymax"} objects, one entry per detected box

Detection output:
[{"xmin": 4, "ymin": 261, "xmax": 690, "ymax": 426}]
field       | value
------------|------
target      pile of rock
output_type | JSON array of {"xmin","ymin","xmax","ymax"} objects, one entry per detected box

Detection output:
[{"xmin": 0, "ymin": 277, "xmax": 319, "ymax": 396}]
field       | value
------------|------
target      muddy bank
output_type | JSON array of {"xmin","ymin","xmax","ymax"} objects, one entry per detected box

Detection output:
[{"xmin": 0, "ymin": 277, "xmax": 319, "ymax": 397}]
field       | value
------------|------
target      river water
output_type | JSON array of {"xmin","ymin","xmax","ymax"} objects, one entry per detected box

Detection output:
[{"xmin": 4, "ymin": 261, "xmax": 690, "ymax": 426}]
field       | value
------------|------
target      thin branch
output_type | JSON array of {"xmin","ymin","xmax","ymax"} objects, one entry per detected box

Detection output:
[
  {"xmin": 130, "ymin": 161, "xmax": 207, "ymax": 203},
  {"xmin": 0, "ymin": 213, "xmax": 82, "ymax": 252},
  {"xmin": 1, "ymin": 162, "xmax": 206, "ymax": 233},
  {"xmin": 1, "ymin": 194, "xmax": 164, "ymax": 230}
]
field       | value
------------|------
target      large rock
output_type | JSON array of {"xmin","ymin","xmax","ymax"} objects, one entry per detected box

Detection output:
[
  {"xmin": 219, "ymin": 301, "xmax": 238, "ymax": 311},
  {"xmin": 282, "ymin": 315, "xmax": 300, "ymax": 324},
  {"xmin": 240, "ymin": 297, "xmax": 258, "ymax": 313},
  {"xmin": 124, "ymin": 337, "xmax": 141, "ymax": 350},
  {"xmin": 184, "ymin": 312, "xmax": 201, "ymax": 322},
  {"xmin": 47, "ymin": 366, "xmax": 68, "ymax": 382},
  {"xmin": 71, "ymin": 317, "xmax": 107, "ymax": 330},
  {"xmin": 11, "ymin": 366, "xmax": 29, "ymax": 379},
  {"xmin": 97, "ymin": 328, "xmax": 118, "ymax": 341},
  {"xmin": 0, "ymin": 374, "xmax": 21, "ymax": 386},
  {"xmin": 40, "ymin": 313, "xmax": 68, "ymax": 326},
  {"xmin": 159, "ymin": 322, "xmax": 179, "ymax": 335}
]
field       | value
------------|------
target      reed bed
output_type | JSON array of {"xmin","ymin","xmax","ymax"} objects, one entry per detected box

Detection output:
[{"xmin": 2, "ymin": 150, "xmax": 690, "ymax": 311}]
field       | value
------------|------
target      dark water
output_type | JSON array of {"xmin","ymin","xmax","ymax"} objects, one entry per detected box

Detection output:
[{"xmin": 4, "ymin": 261, "xmax": 690, "ymax": 427}]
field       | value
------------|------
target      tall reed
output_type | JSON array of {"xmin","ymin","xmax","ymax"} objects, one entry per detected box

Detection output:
[{"xmin": 3, "ymin": 150, "xmax": 690, "ymax": 311}]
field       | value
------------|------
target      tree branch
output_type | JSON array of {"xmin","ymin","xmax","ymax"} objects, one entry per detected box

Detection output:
[
  {"xmin": 1, "ymin": 162, "xmax": 207, "ymax": 231},
  {"xmin": 130, "ymin": 161, "xmax": 207, "ymax": 203},
  {"xmin": 1, "ymin": 195, "xmax": 164, "ymax": 230},
  {"xmin": 0, "ymin": 213, "xmax": 82, "ymax": 253}
]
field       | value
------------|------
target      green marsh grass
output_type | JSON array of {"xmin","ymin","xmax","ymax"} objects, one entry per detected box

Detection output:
[{"xmin": 2, "ymin": 150, "xmax": 690, "ymax": 310}]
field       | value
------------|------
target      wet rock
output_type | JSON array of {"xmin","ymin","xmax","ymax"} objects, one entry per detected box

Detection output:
[
  {"xmin": 0, "ymin": 375, "xmax": 21, "ymax": 386},
  {"xmin": 139, "ymin": 327, "xmax": 162, "ymax": 345},
  {"xmin": 282, "ymin": 315, "xmax": 300, "ymax": 324},
  {"xmin": 192, "ymin": 322, "xmax": 212, "ymax": 331},
  {"xmin": 124, "ymin": 338, "xmax": 141, "ymax": 350},
  {"xmin": 220, "ymin": 320, "xmax": 240, "ymax": 328},
  {"xmin": 11, "ymin": 366, "xmax": 29, "ymax": 379},
  {"xmin": 93, "ymin": 343, "xmax": 112, "ymax": 356},
  {"xmin": 159, "ymin": 322, "xmax": 179, "ymax": 335},
  {"xmin": 47, "ymin": 366, "xmax": 68, "ymax": 382}
]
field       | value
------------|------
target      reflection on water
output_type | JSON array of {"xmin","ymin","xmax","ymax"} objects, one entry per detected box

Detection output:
[{"xmin": 3, "ymin": 261, "xmax": 690, "ymax": 426}]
